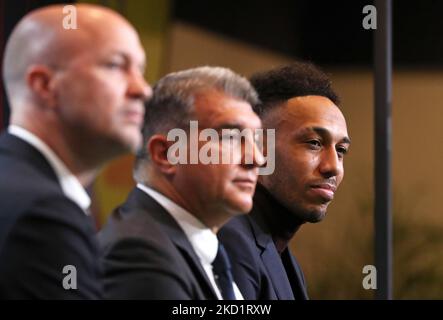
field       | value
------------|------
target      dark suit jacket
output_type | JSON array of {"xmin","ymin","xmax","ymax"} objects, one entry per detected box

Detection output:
[
  {"xmin": 0, "ymin": 132, "xmax": 102, "ymax": 299},
  {"xmin": 219, "ymin": 186, "xmax": 309, "ymax": 300},
  {"xmin": 98, "ymin": 187, "xmax": 218, "ymax": 300}
]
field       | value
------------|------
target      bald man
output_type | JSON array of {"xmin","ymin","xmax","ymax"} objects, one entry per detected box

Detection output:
[{"xmin": 0, "ymin": 4, "xmax": 151, "ymax": 299}]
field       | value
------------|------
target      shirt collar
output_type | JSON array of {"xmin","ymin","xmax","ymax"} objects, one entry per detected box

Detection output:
[
  {"xmin": 137, "ymin": 183, "xmax": 219, "ymax": 264},
  {"xmin": 8, "ymin": 125, "xmax": 91, "ymax": 213}
]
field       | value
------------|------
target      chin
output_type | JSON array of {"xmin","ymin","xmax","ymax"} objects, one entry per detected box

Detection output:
[
  {"xmin": 229, "ymin": 198, "xmax": 253, "ymax": 215},
  {"xmin": 304, "ymin": 208, "xmax": 327, "ymax": 223},
  {"xmin": 119, "ymin": 132, "xmax": 142, "ymax": 154},
  {"xmin": 307, "ymin": 213, "xmax": 326, "ymax": 223}
]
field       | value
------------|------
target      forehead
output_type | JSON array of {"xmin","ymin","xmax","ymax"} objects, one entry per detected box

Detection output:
[
  {"xmin": 268, "ymin": 95, "xmax": 348, "ymax": 138},
  {"xmin": 194, "ymin": 89, "xmax": 261, "ymax": 129},
  {"xmin": 69, "ymin": 18, "xmax": 146, "ymax": 64}
]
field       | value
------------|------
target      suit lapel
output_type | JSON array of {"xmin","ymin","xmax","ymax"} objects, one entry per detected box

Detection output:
[
  {"xmin": 158, "ymin": 213, "xmax": 218, "ymax": 300},
  {"xmin": 247, "ymin": 214, "xmax": 295, "ymax": 299},
  {"xmin": 283, "ymin": 249, "xmax": 309, "ymax": 300},
  {"xmin": 0, "ymin": 132, "xmax": 58, "ymax": 183},
  {"xmin": 261, "ymin": 242, "xmax": 295, "ymax": 299},
  {"xmin": 170, "ymin": 233, "xmax": 219, "ymax": 300},
  {"xmin": 128, "ymin": 189, "xmax": 218, "ymax": 300}
]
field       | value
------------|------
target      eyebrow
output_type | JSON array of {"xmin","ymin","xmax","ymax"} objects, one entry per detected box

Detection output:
[
  {"xmin": 109, "ymin": 51, "xmax": 146, "ymax": 73},
  {"xmin": 297, "ymin": 126, "xmax": 351, "ymax": 144}
]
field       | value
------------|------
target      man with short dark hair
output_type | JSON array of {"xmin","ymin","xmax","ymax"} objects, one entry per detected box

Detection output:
[
  {"xmin": 219, "ymin": 62, "xmax": 351, "ymax": 300},
  {"xmin": 99, "ymin": 66, "xmax": 265, "ymax": 299},
  {"xmin": 0, "ymin": 4, "xmax": 151, "ymax": 299}
]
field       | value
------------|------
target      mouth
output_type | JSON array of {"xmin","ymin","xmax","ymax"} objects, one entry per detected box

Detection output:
[
  {"xmin": 309, "ymin": 183, "xmax": 337, "ymax": 201},
  {"xmin": 233, "ymin": 178, "xmax": 257, "ymax": 191},
  {"xmin": 123, "ymin": 109, "xmax": 144, "ymax": 126}
]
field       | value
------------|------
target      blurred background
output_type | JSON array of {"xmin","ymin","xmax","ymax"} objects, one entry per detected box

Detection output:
[{"xmin": 2, "ymin": 0, "xmax": 443, "ymax": 299}]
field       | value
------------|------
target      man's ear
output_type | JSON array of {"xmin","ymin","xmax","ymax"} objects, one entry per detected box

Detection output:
[
  {"xmin": 26, "ymin": 65, "xmax": 57, "ymax": 108},
  {"xmin": 148, "ymin": 134, "xmax": 177, "ymax": 175}
]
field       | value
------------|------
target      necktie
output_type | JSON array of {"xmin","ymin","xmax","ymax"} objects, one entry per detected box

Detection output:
[{"xmin": 212, "ymin": 243, "xmax": 236, "ymax": 300}]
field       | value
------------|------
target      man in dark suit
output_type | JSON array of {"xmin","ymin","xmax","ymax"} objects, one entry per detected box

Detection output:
[
  {"xmin": 99, "ymin": 66, "xmax": 265, "ymax": 299},
  {"xmin": 0, "ymin": 4, "xmax": 151, "ymax": 298},
  {"xmin": 219, "ymin": 62, "xmax": 351, "ymax": 299}
]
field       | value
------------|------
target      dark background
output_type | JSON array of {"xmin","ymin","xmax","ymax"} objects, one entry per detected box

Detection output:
[
  {"xmin": 2, "ymin": 0, "xmax": 443, "ymax": 128},
  {"xmin": 173, "ymin": 0, "xmax": 443, "ymax": 67}
]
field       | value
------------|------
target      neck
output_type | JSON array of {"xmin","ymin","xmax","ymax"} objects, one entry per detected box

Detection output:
[
  {"xmin": 253, "ymin": 183, "xmax": 304, "ymax": 253},
  {"xmin": 13, "ymin": 119, "xmax": 102, "ymax": 187},
  {"xmin": 146, "ymin": 175, "xmax": 229, "ymax": 232}
]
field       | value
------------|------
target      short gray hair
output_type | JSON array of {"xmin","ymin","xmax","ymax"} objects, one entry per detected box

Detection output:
[{"xmin": 134, "ymin": 66, "xmax": 259, "ymax": 182}]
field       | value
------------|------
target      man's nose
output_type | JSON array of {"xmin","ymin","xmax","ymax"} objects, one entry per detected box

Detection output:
[
  {"xmin": 318, "ymin": 146, "xmax": 342, "ymax": 178},
  {"xmin": 127, "ymin": 70, "xmax": 152, "ymax": 101},
  {"xmin": 241, "ymin": 136, "xmax": 265, "ymax": 169}
]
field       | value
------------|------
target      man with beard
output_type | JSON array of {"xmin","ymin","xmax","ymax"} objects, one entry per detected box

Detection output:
[{"xmin": 219, "ymin": 62, "xmax": 351, "ymax": 300}]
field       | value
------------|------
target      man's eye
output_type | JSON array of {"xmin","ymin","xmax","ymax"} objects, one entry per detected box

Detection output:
[
  {"xmin": 337, "ymin": 146, "xmax": 348, "ymax": 156},
  {"xmin": 307, "ymin": 140, "xmax": 321, "ymax": 148},
  {"xmin": 105, "ymin": 61, "xmax": 124, "ymax": 69}
]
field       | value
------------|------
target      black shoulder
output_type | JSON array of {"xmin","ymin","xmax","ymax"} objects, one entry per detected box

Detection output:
[
  {"xmin": 0, "ymin": 195, "xmax": 101, "ymax": 299},
  {"xmin": 0, "ymin": 153, "xmax": 66, "ymax": 225},
  {"xmin": 219, "ymin": 214, "xmax": 256, "ymax": 246},
  {"xmin": 99, "ymin": 210, "xmax": 199, "ymax": 299},
  {"xmin": 219, "ymin": 215, "xmax": 263, "ymax": 299}
]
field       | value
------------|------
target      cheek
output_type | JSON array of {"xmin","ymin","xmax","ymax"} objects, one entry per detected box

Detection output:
[
  {"xmin": 279, "ymin": 146, "xmax": 316, "ymax": 174},
  {"xmin": 218, "ymin": 142, "xmax": 242, "ymax": 164},
  {"xmin": 59, "ymin": 72, "xmax": 130, "ymax": 134},
  {"xmin": 206, "ymin": 164, "xmax": 237, "ymax": 196},
  {"xmin": 279, "ymin": 154, "xmax": 317, "ymax": 191},
  {"xmin": 90, "ymin": 82, "xmax": 128, "ymax": 128},
  {"xmin": 60, "ymin": 73, "xmax": 117, "ymax": 109},
  {"xmin": 177, "ymin": 167, "xmax": 207, "ymax": 196},
  {"xmin": 93, "ymin": 78, "xmax": 126, "ymax": 108},
  {"xmin": 337, "ymin": 167, "xmax": 345, "ymax": 185},
  {"xmin": 80, "ymin": 69, "xmax": 127, "ymax": 102},
  {"xmin": 186, "ymin": 165, "xmax": 226, "ymax": 189}
]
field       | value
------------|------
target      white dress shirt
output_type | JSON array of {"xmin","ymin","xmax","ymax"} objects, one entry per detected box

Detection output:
[
  {"xmin": 137, "ymin": 183, "xmax": 244, "ymax": 300},
  {"xmin": 8, "ymin": 125, "xmax": 91, "ymax": 213}
]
